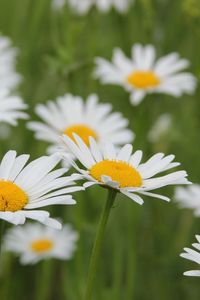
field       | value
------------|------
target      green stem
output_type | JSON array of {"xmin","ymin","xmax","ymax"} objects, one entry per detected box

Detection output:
[
  {"xmin": 35, "ymin": 260, "xmax": 53, "ymax": 300},
  {"xmin": 0, "ymin": 221, "xmax": 5, "ymax": 271},
  {"xmin": 84, "ymin": 189, "xmax": 117, "ymax": 300}
]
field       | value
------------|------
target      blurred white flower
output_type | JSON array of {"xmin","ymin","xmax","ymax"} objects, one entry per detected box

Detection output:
[
  {"xmin": 94, "ymin": 44, "xmax": 197, "ymax": 105},
  {"xmin": 0, "ymin": 90, "xmax": 28, "ymax": 126},
  {"xmin": 4, "ymin": 223, "xmax": 78, "ymax": 264},
  {"xmin": 68, "ymin": 0, "xmax": 131, "ymax": 14},
  {"xmin": 27, "ymin": 93, "xmax": 134, "ymax": 156},
  {"xmin": 0, "ymin": 123, "xmax": 11, "ymax": 140},
  {"xmin": 0, "ymin": 150, "xmax": 83, "ymax": 228},
  {"xmin": 148, "ymin": 114, "xmax": 172, "ymax": 143},
  {"xmin": 61, "ymin": 134, "xmax": 190, "ymax": 205},
  {"xmin": 52, "ymin": 0, "xmax": 65, "ymax": 11},
  {"xmin": 180, "ymin": 235, "xmax": 200, "ymax": 277},
  {"xmin": 175, "ymin": 185, "xmax": 200, "ymax": 216},
  {"xmin": 0, "ymin": 35, "xmax": 22, "ymax": 91}
]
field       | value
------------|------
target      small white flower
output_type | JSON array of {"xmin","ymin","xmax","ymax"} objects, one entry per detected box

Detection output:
[
  {"xmin": 3, "ymin": 223, "xmax": 78, "ymax": 264},
  {"xmin": 0, "ymin": 90, "xmax": 28, "ymax": 126},
  {"xmin": 52, "ymin": 0, "xmax": 66, "ymax": 11},
  {"xmin": 68, "ymin": 0, "xmax": 131, "ymax": 14},
  {"xmin": 180, "ymin": 235, "xmax": 200, "ymax": 277},
  {"xmin": 0, "ymin": 124, "xmax": 11, "ymax": 140},
  {"xmin": 0, "ymin": 150, "xmax": 83, "ymax": 228},
  {"xmin": 148, "ymin": 114, "xmax": 172, "ymax": 143},
  {"xmin": 94, "ymin": 44, "xmax": 197, "ymax": 105},
  {"xmin": 0, "ymin": 35, "xmax": 22, "ymax": 91},
  {"xmin": 61, "ymin": 134, "xmax": 190, "ymax": 205},
  {"xmin": 175, "ymin": 185, "xmax": 200, "ymax": 217},
  {"xmin": 27, "ymin": 93, "xmax": 134, "ymax": 156}
]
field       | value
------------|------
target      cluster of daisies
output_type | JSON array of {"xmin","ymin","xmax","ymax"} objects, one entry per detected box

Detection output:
[{"xmin": 0, "ymin": 27, "xmax": 199, "ymax": 277}]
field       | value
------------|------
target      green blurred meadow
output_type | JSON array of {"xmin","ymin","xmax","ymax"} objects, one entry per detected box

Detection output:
[{"xmin": 0, "ymin": 0, "xmax": 200, "ymax": 299}]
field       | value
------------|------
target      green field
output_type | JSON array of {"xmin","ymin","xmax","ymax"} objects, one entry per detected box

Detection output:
[{"xmin": 0, "ymin": 0, "xmax": 200, "ymax": 299}]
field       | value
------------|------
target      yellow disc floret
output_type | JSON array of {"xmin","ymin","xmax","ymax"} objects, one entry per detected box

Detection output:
[
  {"xmin": 31, "ymin": 239, "xmax": 54, "ymax": 253},
  {"xmin": 64, "ymin": 124, "xmax": 97, "ymax": 146},
  {"xmin": 90, "ymin": 160, "xmax": 142, "ymax": 188},
  {"xmin": 127, "ymin": 71, "xmax": 160, "ymax": 89},
  {"xmin": 0, "ymin": 180, "xmax": 28, "ymax": 212}
]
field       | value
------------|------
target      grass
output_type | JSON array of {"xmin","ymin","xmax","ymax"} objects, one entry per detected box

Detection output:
[{"xmin": 0, "ymin": 0, "xmax": 200, "ymax": 299}]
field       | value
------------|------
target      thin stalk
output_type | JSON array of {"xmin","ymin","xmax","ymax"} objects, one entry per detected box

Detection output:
[
  {"xmin": 0, "ymin": 221, "xmax": 5, "ymax": 271},
  {"xmin": 83, "ymin": 189, "xmax": 117, "ymax": 300}
]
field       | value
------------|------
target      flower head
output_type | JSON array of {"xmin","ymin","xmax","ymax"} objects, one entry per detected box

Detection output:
[
  {"xmin": 148, "ymin": 114, "xmax": 172, "ymax": 143},
  {"xmin": 0, "ymin": 90, "xmax": 28, "ymax": 126},
  {"xmin": 68, "ymin": 0, "xmax": 131, "ymax": 14},
  {"xmin": 52, "ymin": 0, "xmax": 65, "ymax": 11},
  {"xmin": 0, "ymin": 35, "xmax": 22, "ymax": 91},
  {"xmin": 61, "ymin": 134, "xmax": 190, "ymax": 205},
  {"xmin": 3, "ymin": 223, "xmax": 78, "ymax": 264},
  {"xmin": 180, "ymin": 235, "xmax": 200, "ymax": 277},
  {"xmin": 94, "ymin": 44, "xmax": 197, "ymax": 105},
  {"xmin": 27, "ymin": 93, "xmax": 134, "ymax": 156},
  {"xmin": 175, "ymin": 184, "xmax": 200, "ymax": 216},
  {"xmin": 0, "ymin": 150, "xmax": 83, "ymax": 228}
]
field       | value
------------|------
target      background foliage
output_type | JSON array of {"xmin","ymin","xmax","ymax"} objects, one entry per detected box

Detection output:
[{"xmin": 0, "ymin": 0, "xmax": 200, "ymax": 299}]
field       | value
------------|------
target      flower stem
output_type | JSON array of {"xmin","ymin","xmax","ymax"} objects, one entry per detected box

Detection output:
[
  {"xmin": 84, "ymin": 189, "xmax": 117, "ymax": 300},
  {"xmin": 0, "ymin": 221, "xmax": 5, "ymax": 272}
]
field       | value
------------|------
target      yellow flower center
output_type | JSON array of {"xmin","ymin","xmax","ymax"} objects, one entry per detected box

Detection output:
[
  {"xmin": 90, "ymin": 160, "xmax": 142, "ymax": 188},
  {"xmin": 127, "ymin": 71, "xmax": 160, "ymax": 89},
  {"xmin": 31, "ymin": 239, "xmax": 54, "ymax": 253},
  {"xmin": 64, "ymin": 124, "xmax": 97, "ymax": 146},
  {"xmin": 0, "ymin": 180, "xmax": 28, "ymax": 212}
]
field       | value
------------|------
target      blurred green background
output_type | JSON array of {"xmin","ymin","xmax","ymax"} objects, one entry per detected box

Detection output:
[{"xmin": 0, "ymin": 0, "xmax": 200, "ymax": 299}]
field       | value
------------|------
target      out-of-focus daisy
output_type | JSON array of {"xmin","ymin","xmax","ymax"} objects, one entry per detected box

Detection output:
[
  {"xmin": 0, "ymin": 35, "xmax": 22, "ymax": 91},
  {"xmin": 0, "ymin": 90, "xmax": 28, "ymax": 126},
  {"xmin": 180, "ymin": 235, "xmax": 200, "ymax": 277},
  {"xmin": 52, "ymin": 0, "xmax": 65, "ymax": 11},
  {"xmin": 68, "ymin": 0, "xmax": 131, "ymax": 14},
  {"xmin": 61, "ymin": 134, "xmax": 190, "ymax": 205},
  {"xmin": 3, "ymin": 223, "xmax": 78, "ymax": 264},
  {"xmin": 175, "ymin": 185, "xmax": 200, "ymax": 216},
  {"xmin": 0, "ymin": 124, "xmax": 11, "ymax": 140},
  {"xmin": 27, "ymin": 93, "xmax": 134, "ymax": 156},
  {"xmin": 94, "ymin": 44, "xmax": 197, "ymax": 105},
  {"xmin": 148, "ymin": 114, "xmax": 172, "ymax": 143},
  {"xmin": 0, "ymin": 150, "xmax": 83, "ymax": 228}
]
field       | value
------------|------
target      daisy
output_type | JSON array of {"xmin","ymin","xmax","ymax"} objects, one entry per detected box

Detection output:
[
  {"xmin": 0, "ymin": 90, "xmax": 28, "ymax": 126},
  {"xmin": 3, "ymin": 223, "xmax": 78, "ymax": 264},
  {"xmin": 148, "ymin": 113, "xmax": 172, "ymax": 143},
  {"xmin": 180, "ymin": 235, "xmax": 200, "ymax": 277},
  {"xmin": 27, "ymin": 93, "xmax": 134, "ymax": 155},
  {"xmin": 0, "ymin": 150, "xmax": 83, "ymax": 228},
  {"xmin": 68, "ymin": 0, "xmax": 131, "ymax": 14},
  {"xmin": 0, "ymin": 35, "xmax": 22, "ymax": 91},
  {"xmin": 175, "ymin": 184, "xmax": 200, "ymax": 217},
  {"xmin": 94, "ymin": 44, "xmax": 197, "ymax": 105},
  {"xmin": 52, "ymin": 0, "xmax": 66, "ymax": 11},
  {"xmin": 61, "ymin": 134, "xmax": 190, "ymax": 205}
]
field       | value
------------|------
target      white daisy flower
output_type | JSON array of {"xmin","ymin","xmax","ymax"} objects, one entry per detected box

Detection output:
[
  {"xmin": 68, "ymin": 0, "xmax": 131, "ymax": 14},
  {"xmin": 148, "ymin": 113, "xmax": 172, "ymax": 143},
  {"xmin": 61, "ymin": 134, "xmax": 190, "ymax": 205},
  {"xmin": 3, "ymin": 223, "xmax": 78, "ymax": 264},
  {"xmin": 52, "ymin": 0, "xmax": 66, "ymax": 11},
  {"xmin": 175, "ymin": 185, "xmax": 200, "ymax": 217},
  {"xmin": 27, "ymin": 93, "xmax": 134, "ymax": 156},
  {"xmin": 0, "ymin": 150, "xmax": 83, "ymax": 228},
  {"xmin": 180, "ymin": 235, "xmax": 200, "ymax": 277},
  {"xmin": 0, "ymin": 90, "xmax": 28, "ymax": 126},
  {"xmin": 94, "ymin": 44, "xmax": 197, "ymax": 105},
  {"xmin": 0, "ymin": 35, "xmax": 22, "ymax": 91}
]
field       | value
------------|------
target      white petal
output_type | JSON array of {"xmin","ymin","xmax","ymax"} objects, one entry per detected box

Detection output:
[{"xmin": 120, "ymin": 190, "xmax": 144, "ymax": 205}]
